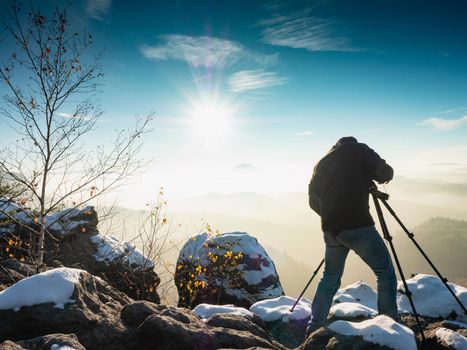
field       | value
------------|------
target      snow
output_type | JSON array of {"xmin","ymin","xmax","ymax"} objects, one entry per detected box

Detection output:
[
  {"xmin": 397, "ymin": 274, "xmax": 467, "ymax": 320},
  {"xmin": 0, "ymin": 199, "xmax": 21, "ymax": 218},
  {"xmin": 50, "ymin": 345, "xmax": 79, "ymax": 350},
  {"xmin": 178, "ymin": 231, "xmax": 283, "ymax": 301},
  {"xmin": 0, "ymin": 268, "xmax": 82, "ymax": 311},
  {"xmin": 0, "ymin": 198, "xmax": 94, "ymax": 235},
  {"xmin": 250, "ymin": 296, "xmax": 311, "ymax": 322},
  {"xmin": 333, "ymin": 281, "xmax": 377, "ymax": 310},
  {"xmin": 329, "ymin": 302, "xmax": 377, "ymax": 319},
  {"xmin": 193, "ymin": 303, "xmax": 254, "ymax": 319},
  {"xmin": 435, "ymin": 327, "xmax": 467, "ymax": 350},
  {"xmin": 90, "ymin": 233, "xmax": 154, "ymax": 270},
  {"xmin": 329, "ymin": 315, "xmax": 417, "ymax": 350}
]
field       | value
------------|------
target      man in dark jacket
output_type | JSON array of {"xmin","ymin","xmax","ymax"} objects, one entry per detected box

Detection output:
[{"xmin": 307, "ymin": 136, "xmax": 398, "ymax": 333}]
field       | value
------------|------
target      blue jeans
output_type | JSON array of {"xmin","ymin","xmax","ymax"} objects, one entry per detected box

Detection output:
[{"xmin": 310, "ymin": 226, "xmax": 398, "ymax": 327}]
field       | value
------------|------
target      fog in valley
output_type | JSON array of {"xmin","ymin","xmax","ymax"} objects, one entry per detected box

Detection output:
[{"xmin": 103, "ymin": 176, "xmax": 467, "ymax": 303}]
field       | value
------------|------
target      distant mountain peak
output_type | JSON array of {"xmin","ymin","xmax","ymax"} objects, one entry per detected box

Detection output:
[{"xmin": 231, "ymin": 163, "xmax": 260, "ymax": 173}]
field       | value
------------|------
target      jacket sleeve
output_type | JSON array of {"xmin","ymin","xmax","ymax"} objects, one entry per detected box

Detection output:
[{"xmin": 361, "ymin": 144, "xmax": 394, "ymax": 184}]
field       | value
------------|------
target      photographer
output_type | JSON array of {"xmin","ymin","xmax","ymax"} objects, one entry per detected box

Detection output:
[{"xmin": 307, "ymin": 136, "xmax": 397, "ymax": 335}]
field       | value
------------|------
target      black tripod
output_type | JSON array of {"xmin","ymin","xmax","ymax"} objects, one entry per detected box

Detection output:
[{"xmin": 370, "ymin": 183, "xmax": 466, "ymax": 347}]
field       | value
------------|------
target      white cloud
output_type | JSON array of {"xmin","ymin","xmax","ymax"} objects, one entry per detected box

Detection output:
[
  {"xmin": 140, "ymin": 35, "xmax": 278, "ymax": 69},
  {"xmin": 258, "ymin": 9, "xmax": 358, "ymax": 52},
  {"xmin": 85, "ymin": 0, "xmax": 112, "ymax": 21},
  {"xmin": 227, "ymin": 69, "xmax": 287, "ymax": 92},
  {"xmin": 295, "ymin": 130, "xmax": 314, "ymax": 136},
  {"xmin": 421, "ymin": 115, "xmax": 467, "ymax": 130}
]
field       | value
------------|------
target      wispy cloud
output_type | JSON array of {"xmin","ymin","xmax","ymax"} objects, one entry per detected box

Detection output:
[
  {"xmin": 140, "ymin": 35, "xmax": 278, "ymax": 69},
  {"xmin": 227, "ymin": 69, "xmax": 287, "ymax": 92},
  {"xmin": 295, "ymin": 130, "xmax": 314, "ymax": 136},
  {"xmin": 421, "ymin": 115, "xmax": 467, "ymax": 130},
  {"xmin": 258, "ymin": 6, "xmax": 359, "ymax": 52},
  {"xmin": 85, "ymin": 0, "xmax": 112, "ymax": 21}
]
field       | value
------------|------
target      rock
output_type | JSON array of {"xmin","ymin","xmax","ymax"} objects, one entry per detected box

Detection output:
[
  {"xmin": 122, "ymin": 300, "xmax": 284, "ymax": 350},
  {"xmin": 301, "ymin": 327, "xmax": 394, "ymax": 350},
  {"xmin": 204, "ymin": 313, "xmax": 271, "ymax": 341},
  {"xmin": 56, "ymin": 229, "xmax": 161, "ymax": 303},
  {"xmin": 0, "ymin": 268, "xmax": 131, "ymax": 350},
  {"xmin": 424, "ymin": 321, "xmax": 467, "ymax": 350},
  {"xmin": 249, "ymin": 296, "xmax": 312, "ymax": 348},
  {"xmin": 175, "ymin": 231, "xmax": 284, "ymax": 308},
  {"xmin": 0, "ymin": 199, "xmax": 161, "ymax": 304},
  {"xmin": 1, "ymin": 333, "xmax": 85, "ymax": 350},
  {"xmin": 0, "ymin": 260, "xmax": 36, "ymax": 289}
]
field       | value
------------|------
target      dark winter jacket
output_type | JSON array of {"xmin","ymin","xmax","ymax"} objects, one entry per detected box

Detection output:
[{"xmin": 308, "ymin": 138, "xmax": 393, "ymax": 233}]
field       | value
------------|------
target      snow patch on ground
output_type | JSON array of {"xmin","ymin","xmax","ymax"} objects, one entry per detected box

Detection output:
[
  {"xmin": 90, "ymin": 233, "xmax": 154, "ymax": 270},
  {"xmin": 329, "ymin": 302, "xmax": 377, "ymax": 319},
  {"xmin": 0, "ymin": 267, "xmax": 82, "ymax": 311},
  {"xmin": 435, "ymin": 327, "xmax": 467, "ymax": 350},
  {"xmin": 193, "ymin": 303, "xmax": 253, "ymax": 319},
  {"xmin": 329, "ymin": 315, "xmax": 417, "ymax": 350},
  {"xmin": 397, "ymin": 274, "xmax": 467, "ymax": 320},
  {"xmin": 250, "ymin": 296, "xmax": 311, "ymax": 322}
]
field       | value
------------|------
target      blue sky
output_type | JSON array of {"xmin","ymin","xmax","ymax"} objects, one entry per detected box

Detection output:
[{"xmin": 1, "ymin": 0, "xmax": 467, "ymax": 204}]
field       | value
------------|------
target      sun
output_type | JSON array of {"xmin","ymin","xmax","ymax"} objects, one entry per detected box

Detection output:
[{"xmin": 187, "ymin": 95, "xmax": 236, "ymax": 147}]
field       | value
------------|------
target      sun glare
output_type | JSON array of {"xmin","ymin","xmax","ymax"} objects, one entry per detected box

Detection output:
[{"xmin": 187, "ymin": 95, "xmax": 236, "ymax": 147}]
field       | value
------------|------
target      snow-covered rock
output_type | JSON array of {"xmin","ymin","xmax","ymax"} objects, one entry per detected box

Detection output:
[
  {"xmin": 0, "ymin": 269, "xmax": 131, "ymax": 349},
  {"xmin": 193, "ymin": 303, "xmax": 254, "ymax": 319},
  {"xmin": 250, "ymin": 296, "xmax": 311, "ymax": 348},
  {"xmin": 250, "ymin": 296, "xmax": 311, "ymax": 323},
  {"xmin": 90, "ymin": 233, "xmax": 154, "ymax": 270},
  {"xmin": 0, "ymin": 198, "xmax": 97, "ymax": 236},
  {"xmin": 328, "ymin": 315, "xmax": 417, "ymax": 350},
  {"xmin": 175, "ymin": 231, "xmax": 284, "ymax": 308},
  {"xmin": 329, "ymin": 302, "xmax": 377, "ymax": 320},
  {"xmin": 434, "ymin": 327, "xmax": 467, "ymax": 350},
  {"xmin": 397, "ymin": 274, "xmax": 467, "ymax": 320},
  {"xmin": 333, "ymin": 281, "xmax": 378, "ymax": 310},
  {"xmin": 0, "ymin": 267, "xmax": 82, "ymax": 311}
]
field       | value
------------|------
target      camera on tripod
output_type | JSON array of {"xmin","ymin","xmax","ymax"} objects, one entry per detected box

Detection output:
[{"xmin": 369, "ymin": 181, "xmax": 389, "ymax": 200}]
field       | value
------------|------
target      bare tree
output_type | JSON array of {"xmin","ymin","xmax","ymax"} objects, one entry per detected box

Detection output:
[
  {"xmin": 131, "ymin": 189, "xmax": 182, "ymax": 304},
  {"xmin": 0, "ymin": 2, "xmax": 152, "ymax": 268}
]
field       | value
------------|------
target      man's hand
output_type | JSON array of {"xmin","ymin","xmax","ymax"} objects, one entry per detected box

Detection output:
[{"xmin": 375, "ymin": 161, "xmax": 394, "ymax": 184}]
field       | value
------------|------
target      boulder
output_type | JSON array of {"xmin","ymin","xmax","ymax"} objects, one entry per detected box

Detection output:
[
  {"xmin": 424, "ymin": 320, "xmax": 467, "ymax": 350},
  {"xmin": 0, "ymin": 333, "xmax": 85, "ymax": 350},
  {"xmin": 175, "ymin": 231, "xmax": 284, "ymax": 308},
  {"xmin": 301, "ymin": 327, "xmax": 394, "ymax": 350},
  {"xmin": 0, "ymin": 268, "xmax": 132, "ymax": 350},
  {"xmin": 122, "ymin": 300, "xmax": 284, "ymax": 350},
  {"xmin": 301, "ymin": 315, "xmax": 417, "ymax": 350},
  {"xmin": 0, "ymin": 199, "xmax": 161, "ymax": 303},
  {"xmin": 250, "ymin": 296, "xmax": 312, "ymax": 348}
]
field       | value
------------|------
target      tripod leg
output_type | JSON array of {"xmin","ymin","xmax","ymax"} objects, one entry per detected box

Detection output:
[
  {"xmin": 290, "ymin": 258, "xmax": 325, "ymax": 312},
  {"xmin": 372, "ymin": 194, "xmax": 427, "ymax": 348},
  {"xmin": 380, "ymin": 199, "xmax": 467, "ymax": 315}
]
